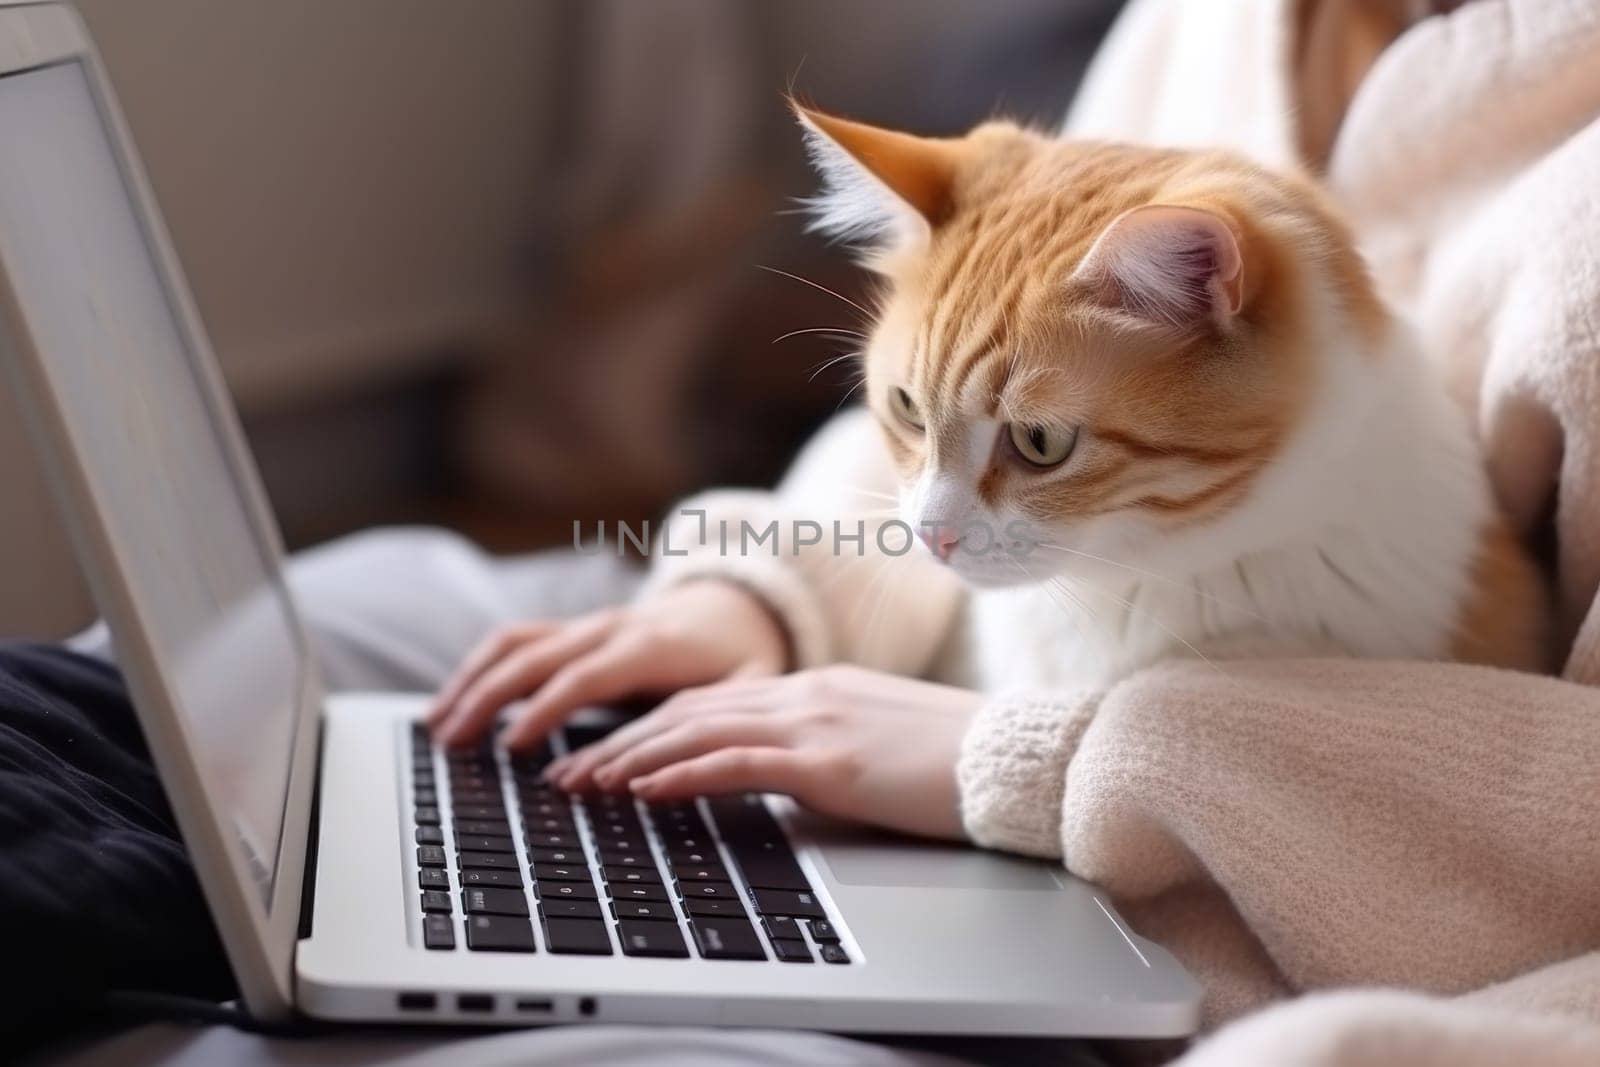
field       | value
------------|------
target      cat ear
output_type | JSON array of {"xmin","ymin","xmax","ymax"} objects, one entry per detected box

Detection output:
[
  {"xmin": 792, "ymin": 102, "xmax": 961, "ymax": 246},
  {"xmin": 1071, "ymin": 205, "xmax": 1245, "ymax": 331}
]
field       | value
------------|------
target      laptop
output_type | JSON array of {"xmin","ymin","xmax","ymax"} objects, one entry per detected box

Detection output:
[{"xmin": 0, "ymin": 1, "xmax": 1200, "ymax": 1036}]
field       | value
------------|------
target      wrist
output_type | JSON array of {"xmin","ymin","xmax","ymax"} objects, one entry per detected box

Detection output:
[
  {"xmin": 639, "ymin": 551, "xmax": 834, "ymax": 669},
  {"xmin": 677, "ymin": 578, "xmax": 794, "ymax": 671}
]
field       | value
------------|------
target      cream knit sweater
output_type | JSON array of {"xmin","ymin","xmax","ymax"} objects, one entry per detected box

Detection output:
[{"xmin": 646, "ymin": 1, "xmax": 1600, "ymax": 1061}]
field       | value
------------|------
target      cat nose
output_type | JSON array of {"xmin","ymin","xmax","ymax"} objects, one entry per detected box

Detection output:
[{"xmin": 919, "ymin": 524, "xmax": 962, "ymax": 562}]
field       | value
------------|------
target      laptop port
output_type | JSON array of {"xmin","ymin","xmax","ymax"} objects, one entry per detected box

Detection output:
[
  {"xmin": 457, "ymin": 994, "xmax": 494, "ymax": 1013},
  {"xmin": 578, "ymin": 995, "xmax": 597, "ymax": 1017},
  {"xmin": 515, "ymin": 998, "xmax": 554, "ymax": 1013},
  {"xmin": 396, "ymin": 992, "xmax": 436, "ymax": 1012}
]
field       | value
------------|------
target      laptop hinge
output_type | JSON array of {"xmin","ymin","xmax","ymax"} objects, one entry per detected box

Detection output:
[{"xmin": 296, "ymin": 720, "xmax": 325, "ymax": 941}]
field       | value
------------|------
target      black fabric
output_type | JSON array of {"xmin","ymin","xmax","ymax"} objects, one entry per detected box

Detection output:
[{"xmin": 0, "ymin": 642, "xmax": 234, "ymax": 1040}]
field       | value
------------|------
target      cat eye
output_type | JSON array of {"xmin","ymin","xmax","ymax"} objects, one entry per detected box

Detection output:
[
  {"xmin": 1009, "ymin": 422, "xmax": 1077, "ymax": 468},
  {"xmin": 888, "ymin": 386, "xmax": 925, "ymax": 431}
]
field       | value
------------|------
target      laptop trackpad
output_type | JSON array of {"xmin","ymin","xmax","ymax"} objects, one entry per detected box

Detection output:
[{"xmin": 795, "ymin": 815, "xmax": 1063, "ymax": 891}]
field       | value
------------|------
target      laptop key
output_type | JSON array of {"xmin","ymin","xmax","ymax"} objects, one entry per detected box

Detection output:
[
  {"xmin": 465, "ymin": 914, "xmax": 536, "ymax": 952},
  {"xmin": 657, "ymin": 833, "xmax": 711, "ymax": 852},
  {"xmin": 683, "ymin": 897, "xmax": 747, "ymax": 919},
  {"xmin": 532, "ymin": 863, "xmax": 591, "ymax": 882},
  {"xmin": 525, "ymin": 832, "xmax": 581, "ymax": 850},
  {"xmin": 456, "ymin": 834, "xmax": 516, "ymax": 853},
  {"xmin": 591, "ymin": 835, "xmax": 647, "ymax": 854},
  {"xmin": 705, "ymin": 794, "xmax": 779, "ymax": 840},
  {"xmin": 450, "ymin": 789, "xmax": 503, "ymax": 808},
  {"xmin": 807, "ymin": 919, "xmax": 840, "ymax": 943},
  {"xmin": 529, "ymin": 847, "xmax": 585, "ymax": 865},
  {"xmin": 597, "ymin": 849, "xmax": 652, "ymax": 868},
  {"xmin": 603, "ymin": 864, "xmax": 662, "ymax": 886},
  {"xmin": 610, "ymin": 883, "xmax": 669, "ymax": 902},
  {"xmin": 762, "ymin": 914, "xmax": 805, "ymax": 941},
  {"xmin": 454, "ymin": 804, "xmax": 506, "ymax": 821},
  {"xmin": 617, "ymin": 920, "xmax": 689, "ymax": 958},
  {"xmin": 420, "ymin": 890, "xmax": 453, "ymax": 913},
  {"xmin": 459, "ymin": 851, "xmax": 518, "ymax": 871},
  {"xmin": 611, "ymin": 900, "xmax": 676, "ymax": 922},
  {"xmin": 415, "ymin": 826, "xmax": 444, "ymax": 846},
  {"xmin": 413, "ymin": 771, "xmax": 435, "ymax": 789},
  {"xmin": 750, "ymin": 888, "xmax": 826, "ymax": 918},
  {"xmin": 671, "ymin": 863, "xmax": 729, "ymax": 883},
  {"xmin": 417, "ymin": 845, "xmax": 447, "ymax": 868},
  {"xmin": 460, "ymin": 867, "xmax": 523, "ymax": 889},
  {"xmin": 771, "ymin": 938, "xmax": 814, "ymax": 963},
  {"xmin": 463, "ymin": 886, "xmax": 530, "ymax": 917},
  {"xmin": 724, "ymin": 840, "xmax": 811, "ymax": 892},
  {"xmin": 415, "ymin": 807, "xmax": 441, "ymax": 826},
  {"xmin": 537, "ymin": 880, "xmax": 598, "ymax": 901},
  {"xmin": 666, "ymin": 847, "xmax": 718, "ymax": 866},
  {"xmin": 509, "ymin": 745, "xmax": 552, "ymax": 770},
  {"xmin": 591, "ymin": 814, "xmax": 643, "ymax": 837},
  {"xmin": 414, "ymin": 789, "xmax": 437, "ymax": 806},
  {"xmin": 690, "ymin": 918, "xmax": 766, "ymax": 960},
  {"xmin": 820, "ymin": 943, "xmax": 851, "ymax": 964},
  {"xmin": 423, "ymin": 914, "xmax": 456, "ymax": 950},
  {"xmin": 419, "ymin": 868, "xmax": 450, "ymax": 890},
  {"xmin": 540, "ymin": 899, "xmax": 603, "ymax": 920},
  {"xmin": 524, "ymin": 815, "xmax": 576, "ymax": 835},
  {"xmin": 679, "ymin": 881, "xmax": 738, "ymax": 901},
  {"xmin": 543, "ymin": 917, "xmax": 614, "ymax": 955},
  {"xmin": 455, "ymin": 819, "xmax": 512, "ymax": 837}
]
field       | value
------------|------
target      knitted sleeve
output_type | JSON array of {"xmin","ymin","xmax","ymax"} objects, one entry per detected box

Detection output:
[{"xmin": 639, "ymin": 408, "xmax": 966, "ymax": 676}]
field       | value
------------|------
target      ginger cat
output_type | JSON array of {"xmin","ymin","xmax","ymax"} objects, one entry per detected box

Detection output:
[{"xmin": 796, "ymin": 105, "xmax": 1548, "ymax": 686}]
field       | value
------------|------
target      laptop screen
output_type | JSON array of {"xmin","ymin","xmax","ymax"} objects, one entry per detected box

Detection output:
[{"xmin": 0, "ymin": 62, "xmax": 304, "ymax": 909}]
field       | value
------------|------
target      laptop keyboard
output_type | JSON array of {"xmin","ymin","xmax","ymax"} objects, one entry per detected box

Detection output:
[{"xmin": 408, "ymin": 722, "xmax": 849, "ymax": 964}]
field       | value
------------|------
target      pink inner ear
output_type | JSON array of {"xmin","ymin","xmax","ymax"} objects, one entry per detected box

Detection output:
[{"xmin": 1077, "ymin": 205, "xmax": 1243, "ymax": 328}]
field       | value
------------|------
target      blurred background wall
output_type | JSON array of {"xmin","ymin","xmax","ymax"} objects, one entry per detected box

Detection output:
[{"xmin": 0, "ymin": 0, "xmax": 1123, "ymax": 638}]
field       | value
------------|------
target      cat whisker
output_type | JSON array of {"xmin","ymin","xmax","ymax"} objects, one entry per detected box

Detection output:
[
  {"xmin": 757, "ymin": 264, "xmax": 872, "ymax": 320},
  {"xmin": 807, "ymin": 349, "xmax": 865, "ymax": 383},
  {"xmin": 843, "ymin": 485, "xmax": 899, "ymax": 504},
  {"xmin": 1048, "ymin": 575, "xmax": 1234, "ymax": 685},
  {"xmin": 834, "ymin": 372, "xmax": 868, "ymax": 410},
  {"xmin": 1013, "ymin": 557, "xmax": 1099, "ymax": 641},
  {"xmin": 1033, "ymin": 542, "xmax": 1271, "ymax": 625},
  {"xmin": 851, "ymin": 553, "xmax": 902, "ymax": 660},
  {"xmin": 772, "ymin": 326, "xmax": 867, "ymax": 345}
]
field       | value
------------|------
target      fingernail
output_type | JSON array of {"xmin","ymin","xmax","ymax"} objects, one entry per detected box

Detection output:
[{"xmin": 627, "ymin": 777, "xmax": 652, "ymax": 796}]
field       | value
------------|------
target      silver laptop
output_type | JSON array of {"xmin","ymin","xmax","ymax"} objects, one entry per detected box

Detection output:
[{"xmin": 0, "ymin": 1, "xmax": 1199, "ymax": 1036}]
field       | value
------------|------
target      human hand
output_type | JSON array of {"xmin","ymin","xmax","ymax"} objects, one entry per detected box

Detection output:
[
  {"xmin": 543, "ymin": 664, "xmax": 983, "ymax": 840},
  {"xmin": 428, "ymin": 580, "xmax": 789, "ymax": 749}
]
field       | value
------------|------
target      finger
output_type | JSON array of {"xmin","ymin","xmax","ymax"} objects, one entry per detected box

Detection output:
[
  {"xmin": 547, "ymin": 680, "xmax": 765, "ymax": 788},
  {"xmin": 589, "ymin": 714, "xmax": 790, "ymax": 791},
  {"xmin": 428, "ymin": 622, "xmax": 553, "ymax": 725},
  {"xmin": 501, "ymin": 639, "xmax": 666, "ymax": 751},
  {"xmin": 628, "ymin": 747, "xmax": 816, "ymax": 803},
  {"xmin": 438, "ymin": 616, "xmax": 615, "ymax": 746}
]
